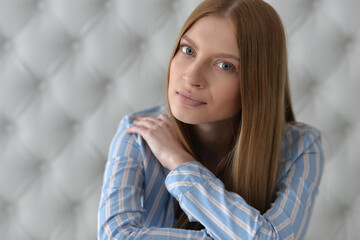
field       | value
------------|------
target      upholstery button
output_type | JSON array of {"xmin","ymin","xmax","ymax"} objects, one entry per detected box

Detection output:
[
  {"xmin": 37, "ymin": 81, "xmax": 46, "ymax": 91},
  {"xmin": 7, "ymin": 205, "xmax": 14, "ymax": 213},
  {"xmin": 37, "ymin": 162, "xmax": 47, "ymax": 174},
  {"xmin": 172, "ymin": 1, "xmax": 180, "ymax": 9},
  {"xmin": 105, "ymin": 0, "xmax": 113, "ymax": 9},
  {"xmin": 70, "ymin": 201, "xmax": 81, "ymax": 214},
  {"xmin": 138, "ymin": 38, "xmax": 147, "ymax": 52},
  {"xmin": 73, "ymin": 123, "xmax": 80, "ymax": 132},
  {"xmin": 1, "ymin": 119, "xmax": 14, "ymax": 134},
  {"xmin": 102, "ymin": 78, "xmax": 114, "ymax": 92},
  {"xmin": 72, "ymin": 41, "xmax": 80, "ymax": 52},
  {"xmin": 106, "ymin": 82, "xmax": 113, "ymax": 92},
  {"xmin": 37, "ymin": 0, "xmax": 46, "ymax": 11},
  {"xmin": 140, "ymin": 42, "xmax": 146, "ymax": 51},
  {"xmin": 5, "ymin": 123, "xmax": 14, "ymax": 134},
  {"xmin": 311, "ymin": 0, "xmax": 318, "ymax": 7},
  {"xmin": 72, "ymin": 122, "xmax": 80, "ymax": 132},
  {"xmin": 3, "ymin": 201, "xmax": 15, "ymax": 214},
  {"xmin": 338, "ymin": 203, "xmax": 353, "ymax": 218},
  {"xmin": 303, "ymin": 79, "xmax": 318, "ymax": 94},
  {"xmin": 71, "ymin": 120, "xmax": 82, "ymax": 132},
  {"xmin": 2, "ymin": 40, "xmax": 11, "ymax": 52},
  {"xmin": 344, "ymin": 37, "xmax": 355, "ymax": 51}
]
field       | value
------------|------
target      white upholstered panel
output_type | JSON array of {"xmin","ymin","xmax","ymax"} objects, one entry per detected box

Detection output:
[{"xmin": 0, "ymin": 0, "xmax": 359, "ymax": 239}]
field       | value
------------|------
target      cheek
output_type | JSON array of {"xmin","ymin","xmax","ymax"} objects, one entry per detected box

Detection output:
[
  {"xmin": 214, "ymin": 80, "xmax": 241, "ymax": 109},
  {"xmin": 168, "ymin": 59, "xmax": 178, "ymax": 87},
  {"xmin": 168, "ymin": 61, "xmax": 179, "ymax": 101},
  {"xmin": 168, "ymin": 56, "xmax": 186, "ymax": 93}
]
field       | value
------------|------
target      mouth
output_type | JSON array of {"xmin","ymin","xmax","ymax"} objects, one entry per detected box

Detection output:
[{"xmin": 176, "ymin": 90, "xmax": 206, "ymax": 106}]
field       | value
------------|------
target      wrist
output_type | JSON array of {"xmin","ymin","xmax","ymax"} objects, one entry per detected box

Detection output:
[{"xmin": 168, "ymin": 152, "xmax": 195, "ymax": 171}]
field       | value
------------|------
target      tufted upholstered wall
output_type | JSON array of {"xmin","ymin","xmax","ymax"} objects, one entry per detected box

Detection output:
[{"xmin": 0, "ymin": 0, "xmax": 359, "ymax": 239}]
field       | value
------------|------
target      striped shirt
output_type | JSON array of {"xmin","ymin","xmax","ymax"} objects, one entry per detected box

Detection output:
[{"xmin": 97, "ymin": 105, "xmax": 324, "ymax": 240}]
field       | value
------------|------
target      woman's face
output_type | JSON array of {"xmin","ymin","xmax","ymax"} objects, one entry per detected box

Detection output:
[{"xmin": 168, "ymin": 15, "xmax": 241, "ymax": 125}]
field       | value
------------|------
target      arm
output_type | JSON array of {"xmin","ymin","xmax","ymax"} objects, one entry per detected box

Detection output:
[
  {"xmin": 97, "ymin": 117, "xmax": 213, "ymax": 240},
  {"xmin": 165, "ymin": 126, "xmax": 324, "ymax": 240}
]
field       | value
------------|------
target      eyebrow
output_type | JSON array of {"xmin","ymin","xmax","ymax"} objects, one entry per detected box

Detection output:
[{"xmin": 182, "ymin": 34, "xmax": 240, "ymax": 62}]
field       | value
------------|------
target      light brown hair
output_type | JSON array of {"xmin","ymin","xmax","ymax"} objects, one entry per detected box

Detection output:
[{"xmin": 166, "ymin": 0, "xmax": 295, "ymax": 229}]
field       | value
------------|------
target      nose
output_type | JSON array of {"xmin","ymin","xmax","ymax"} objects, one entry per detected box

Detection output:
[{"xmin": 182, "ymin": 61, "xmax": 206, "ymax": 89}]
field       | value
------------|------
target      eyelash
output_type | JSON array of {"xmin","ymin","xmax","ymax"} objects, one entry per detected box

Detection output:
[{"xmin": 179, "ymin": 44, "xmax": 236, "ymax": 72}]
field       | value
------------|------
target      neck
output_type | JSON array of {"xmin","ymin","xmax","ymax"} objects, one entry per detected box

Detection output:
[{"xmin": 190, "ymin": 116, "xmax": 240, "ymax": 167}]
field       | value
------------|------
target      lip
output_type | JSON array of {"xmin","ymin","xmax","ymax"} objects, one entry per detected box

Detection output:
[{"xmin": 177, "ymin": 90, "xmax": 206, "ymax": 106}]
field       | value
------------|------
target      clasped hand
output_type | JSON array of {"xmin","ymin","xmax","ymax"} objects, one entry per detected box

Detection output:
[{"xmin": 126, "ymin": 114, "xmax": 195, "ymax": 170}]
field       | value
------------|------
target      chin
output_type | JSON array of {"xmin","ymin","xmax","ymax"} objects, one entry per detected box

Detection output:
[
  {"xmin": 174, "ymin": 116, "xmax": 198, "ymax": 125},
  {"xmin": 169, "ymin": 105, "xmax": 196, "ymax": 124},
  {"xmin": 171, "ymin": 108, "xmax": 192, "ymax": 124}
]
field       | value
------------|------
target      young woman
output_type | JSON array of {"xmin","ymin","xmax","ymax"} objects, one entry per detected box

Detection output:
[{"xmin": 97, "ymin": 0, "xmax": 324, "ymax": 239}]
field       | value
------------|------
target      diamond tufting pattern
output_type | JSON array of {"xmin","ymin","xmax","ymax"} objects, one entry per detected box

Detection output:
[{"xmin": 0, "ymin": 0, "xmax": 359, "ymax": 239}]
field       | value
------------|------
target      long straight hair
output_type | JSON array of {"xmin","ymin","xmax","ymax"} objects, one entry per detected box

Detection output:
[{"xmin": 166, "ymin": 0, "xmax": 296, "ymax": 229}]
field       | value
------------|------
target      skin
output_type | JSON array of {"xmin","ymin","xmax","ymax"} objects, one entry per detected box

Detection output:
[{"xmin": 127, "ymin": 15, "xmax": 242, "ymax": 171}]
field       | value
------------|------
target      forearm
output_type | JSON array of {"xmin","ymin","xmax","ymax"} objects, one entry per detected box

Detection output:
[
  {"xmin": 98, "ymin": 219, "xmax": 212, "ymax": 240},
  {"xmin": 98, "ymin": 187, "xmax": 212, "ymax": 240},
  {"xmin": 165, "ymin": 157, "xmax": 322, "ymax": 240},
  {"xmin": 166, "ymin": 161, "xmax": 279, "ymax": 240}
]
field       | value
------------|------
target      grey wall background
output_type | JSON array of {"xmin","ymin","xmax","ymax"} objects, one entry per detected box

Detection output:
[{"xmin": 0, "ymin": 0, "xmax": 359, "ymax": 239}]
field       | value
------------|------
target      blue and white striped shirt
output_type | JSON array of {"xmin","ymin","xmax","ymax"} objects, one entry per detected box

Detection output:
[{"xmin": 97, "ymin": 105, "xmax": 324, "ymax": 240}]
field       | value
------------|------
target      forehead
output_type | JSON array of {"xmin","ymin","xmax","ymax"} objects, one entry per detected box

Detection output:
[{"xmin": 184, "ymin": 15, "xmax": 238, "ymax": 53}]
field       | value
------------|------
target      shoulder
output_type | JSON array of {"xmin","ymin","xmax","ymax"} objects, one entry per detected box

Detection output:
[
  {"xmin": 282, "ymin": 123, "xmax": 322, "ymax": 149},
  {"xmin": 279, "ymin": 123, "xmax": 324, "ymax": 174},
  {"xmin": 118, "ymin": 105, "xmax": 168, "ymax": 129},
  {"xmin": 109, "ymin": 105, "xmax": 168, "ymax": 156}
]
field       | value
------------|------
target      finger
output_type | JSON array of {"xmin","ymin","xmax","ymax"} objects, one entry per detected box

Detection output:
[
  {"xmin": 137, "ymin": 116, "xmax": 160, "ymax": 124},
  {"xmin": 132, "ymin": 119, "xmax": 155, "ymax": 129},
  {"xmin": 136, "ymin": 117, "xmax": 167, "ymax": 129},
  {"xmin": 158, "ymin": 114, "xmax": 176, "ymax": 132},
  {"xmin": 157, "ymin": 114, "xmax": 171, "ymax": 124},
  {"xmin": 135, "ymin": 115, "xmax": 158, "ymax": 122},
  {"xmin": 126, "ymin": 125, "xmax": 147, "ymax": 135},
  {"xmin": 135, "ymin": 115, "xmax": 144, "ymax": 120},
  {"xmin": 135, "ymin": 116, "xmax": 158, "ymax": 125},
  {"xmin": 145, "ymin": 117, "xmax": 161, "ymax": 124}
]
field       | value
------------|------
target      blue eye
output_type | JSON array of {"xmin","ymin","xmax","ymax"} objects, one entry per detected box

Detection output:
[
  {"xmin": 181, "ymin": 46, "xmax": 195, "ymax": 56},
  {"xmin": 217, "ymin": 62, "xmax": 234, "ymax": 71}
]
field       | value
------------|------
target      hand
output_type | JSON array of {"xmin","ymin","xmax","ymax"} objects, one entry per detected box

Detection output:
[{"xmin": 126, "ymin": 114, "xmax": 195, "ymax": 170}]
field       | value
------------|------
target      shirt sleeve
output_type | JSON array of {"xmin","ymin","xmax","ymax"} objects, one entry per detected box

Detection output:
[
  {"xmin": 97, "ymin": 117, "xmax": 213, "ymax": 240},
  {"xmin": 165, "ymin": 126, "xmax": 324, "ymax": 240}
]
